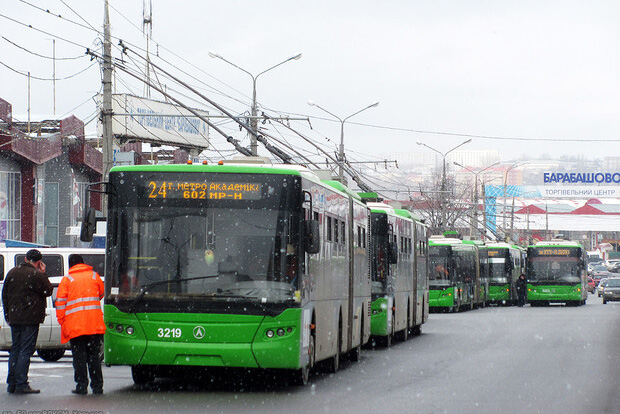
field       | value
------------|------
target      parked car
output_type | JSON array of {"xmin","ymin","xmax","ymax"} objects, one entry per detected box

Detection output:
[
  {"xmin": 607, "ymin": 262, "xmax": 620, "ymax": 274},
  {"xmin": 602, "ymin": 278, "xmax": 620, "ymax": 304},
  {"xmin": 597, "ymin": 278, "xmax": 608, "ymax": 297},
  {"xmin": 587, "ymin": 277, "xmax": 596, "ymax": 294},
  {"xmin": 591, "ymin": 265, "xmax": 611, "ymax": 286},
  {"xmin": 606, "ymin": 260, "xmax": 620, "ymax": 271}
]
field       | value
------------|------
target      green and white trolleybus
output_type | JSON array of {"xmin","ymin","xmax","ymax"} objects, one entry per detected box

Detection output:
[
  {"xmin": 484, "ymin": 242, "xmax": 524, "ymax": 305},
  {"xmin": 362, "ymin": 198, "xmax": 429, "ymax": 346},
  {"xmin": 87, "ymin": 159, "xmax": 372, "ymax": 385},
  {"xmin": 428, "ymin": 236, "xmax": 480, "ymax": 312},
  {"xmin": 526, "ymin": 240, "xmax": 587, "ymax": 306}
]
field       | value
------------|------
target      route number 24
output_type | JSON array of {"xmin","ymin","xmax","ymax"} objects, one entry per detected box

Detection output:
[{"xmin": 157, "ymin": 327, "xmax": 182, "ymax": 338}]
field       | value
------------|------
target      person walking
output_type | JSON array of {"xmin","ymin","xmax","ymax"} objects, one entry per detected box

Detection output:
[
  {"xmin": 516, "ymin": 273, "xmax": 528, "ymax": 307},
  {"xmin": 55, "ymin": 254, "xmax": 105, "ymax": 395},
  {"xmin": 2, "ymin": 249, "xmax": 52, "ymax": 394}
]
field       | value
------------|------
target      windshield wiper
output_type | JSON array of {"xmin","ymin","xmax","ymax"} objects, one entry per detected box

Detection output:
[
  {"xmin": 214, "ymin": 289, "xmax": 280, "ymax": 317},
  {"xmin": 128, "ymin": 275, "xmax": 219, "ymax": 312}
]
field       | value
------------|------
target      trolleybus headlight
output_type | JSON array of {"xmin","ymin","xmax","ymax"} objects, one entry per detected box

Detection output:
[
  {"xmin": 115, "ymin": 325, "xmax": 124, "ymax": 333},
  {"xmin": 276, "ymin": 328, "xmax": 285, "ymax": 337},
  {"xmin": 287, "ymin": 327, "xmax": 293, "ymax": 333},
  {"xmin": 125, "ymin": 326, "xmax": 135, "ymax": 335},
  {"xmin": 266, "ymin": 330, "xmax": 275, "ymax": 338},
  {"xmin": 108, "ymin": 323, "xmax": 115, "ymax": 330}
]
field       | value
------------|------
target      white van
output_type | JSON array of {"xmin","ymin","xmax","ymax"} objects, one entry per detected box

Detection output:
[{"xmin": 0, "ymin": 247, "xmax": 105, "ymax": 361}]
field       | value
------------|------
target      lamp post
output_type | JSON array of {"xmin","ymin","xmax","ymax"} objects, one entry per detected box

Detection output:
[
  {"xmin": 501, "ymin": 161, "xmax": 527, "ymax": 240},
  {"xmin": 454, "ymin": 161, "xmax": 500, "ymax": 237},
  {"xmin": 417, "ymin": 139, "xmax": 472, "ymax": 232},
  {"xmin": 209, "ymin": 52, "xmax": 302, "ymax": 156},
  {"xmin": 307, "ymin": 100, "xmax": 379, "ymax": 182}
]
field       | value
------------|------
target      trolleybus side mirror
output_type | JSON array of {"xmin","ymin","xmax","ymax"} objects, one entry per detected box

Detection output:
[
  {"xmin": 304, "ymin": 219, "xmax": 320, "ymax": 254},
  {"xmin": 80, "ymin": 207, "xmax": 97, "ymax": 242},
  {"xmin": 389, "ymin": 242, "xmax": 398, "ymax": 264}
]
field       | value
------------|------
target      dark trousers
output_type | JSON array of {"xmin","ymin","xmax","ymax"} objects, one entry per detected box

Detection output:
[
  {"xmin": 517, "ymin": 293, "xmax": 526, "ymax": 307},
  {"xmin": 70, "ymin": 334, "xmax": 104, "ymax": 392},
  {"xmin": 7, "ymin": 324, "xmax": 39, "ymax": 391}
]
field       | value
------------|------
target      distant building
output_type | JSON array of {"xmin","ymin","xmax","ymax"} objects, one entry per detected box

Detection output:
[{"xmin": 0, "ymin": 97, "xmax": 102, "ymax": 246}]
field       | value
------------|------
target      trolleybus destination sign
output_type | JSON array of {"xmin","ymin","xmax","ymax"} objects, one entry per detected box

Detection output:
[
  {"xmin": 146, "ymin": 180, "xmax": 262, "ymax": 200},
  {"xmin": 529, "ymin": 247, "xmax": 580, "ymax": 257}
]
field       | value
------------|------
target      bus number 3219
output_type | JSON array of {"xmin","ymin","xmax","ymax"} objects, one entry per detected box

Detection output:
[{"xmin": 157, "ymin": 328, "xmax": 182, "ymax": 338}]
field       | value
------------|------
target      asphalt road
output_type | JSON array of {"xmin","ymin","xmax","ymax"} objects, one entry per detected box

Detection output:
[{"xmin": 1, "ymin": 293, "xmax": 618, "ymax": 414}]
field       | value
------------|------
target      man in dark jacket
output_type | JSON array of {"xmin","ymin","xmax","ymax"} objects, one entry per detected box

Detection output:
[
  {"xmin": 516, "ymin": 273, "xmax": 527, "ymax": 307},
  {"xmin": 2, "ymin": 249, "xmax": 52, "ymax": 394}
]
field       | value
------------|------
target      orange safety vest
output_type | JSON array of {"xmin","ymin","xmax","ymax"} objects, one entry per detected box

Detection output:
[{"xmin": 55, "ymin": 263, "xmax": 106, "ymax": 343}]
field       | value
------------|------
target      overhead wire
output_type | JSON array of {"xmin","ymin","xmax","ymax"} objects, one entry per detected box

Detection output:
[{"xmin": 1, "ymin": 35, "xmax": 86, "ymax": 60}]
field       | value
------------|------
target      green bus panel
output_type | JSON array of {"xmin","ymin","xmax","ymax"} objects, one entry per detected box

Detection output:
[
  {"xmin": 429, "ymin": 288, "xmax": 455, "ymax": 308},
  {"xmin": 527, "ymin": 284, "xmax": 583, "ymax": 302},
  {"xmin": 370, "ymin": 297, "xmax": 389, "ymax": 336},
  {"xmin": 104, "ymin": 305, "xmax": 303, "ymax": 370},
  {"xmin": 488, "ymin": 285, "xmax": 510, "ymax": 302}
]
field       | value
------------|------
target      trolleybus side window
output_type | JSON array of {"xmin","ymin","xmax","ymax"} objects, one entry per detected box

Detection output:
[
  {"xmin": 327, "ymin": 216, "xmax": 332, "ymax": 242},
  {"xmin": 0, "ymin": 255, "xmax": 4, "ymax": 280},
  {"xmin": 334, "ymin": 218, "xmax": 339, "ymax": 244}
]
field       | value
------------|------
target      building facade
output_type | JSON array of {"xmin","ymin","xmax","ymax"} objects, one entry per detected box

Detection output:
[{"xmin": 0, "ymin": 97, "xmax": 102, "ymax": 246}]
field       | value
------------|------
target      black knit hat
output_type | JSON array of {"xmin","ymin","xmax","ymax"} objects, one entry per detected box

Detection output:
[{"xmin": 26, "ymin": 249, "xmax": 43, "ymax": 262}]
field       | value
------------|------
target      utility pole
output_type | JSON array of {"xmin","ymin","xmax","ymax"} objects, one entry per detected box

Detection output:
[
  {"xmin": 52, "ymin": 40, "xmax": 56, "ymax": 115},
  {"xmin": 101, "ymin": 0, "xmax": 114, "ymax": 216}
]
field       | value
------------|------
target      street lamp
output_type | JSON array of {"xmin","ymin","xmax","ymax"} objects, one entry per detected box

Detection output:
[
  {"xmin": 502, "ymin": 161, "xmax": 527, "ymax": 240},
  {"xmin": 416, "ymin": 139, "xmax": 472, "ymax": 232},
  {"xmin": 307, "ymin": 100, "xmax": 379, "ymax": 182},
  {"xmin": 209, "ymin": 51, "xmax": 302, "ymax": 155},
  {"xmin": 454, "ymin": 161, "xmax": 500, "ymax": 237}
]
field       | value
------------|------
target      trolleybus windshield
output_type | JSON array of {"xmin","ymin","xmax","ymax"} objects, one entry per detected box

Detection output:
[
  {"xmin": 527, "ymin": 247, "xmax": 582, "ymax": 284},
  {"xmin": 429, "ymin": 246, "xmax": 452, "ymax": 287},
  {"xmin": 370, "ymin": 213, "xmax": 390, "ymax": 295},
  {"xmin": 487, "ymin": 249, "xmax": 510, "ymax": 283},
  {"xmin": 106, "ymin": 171, "xmax": 303, "ymax": 313}
]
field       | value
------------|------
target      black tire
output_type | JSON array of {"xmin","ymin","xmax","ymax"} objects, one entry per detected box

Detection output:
[
  {"xmin": 348, "ymin": 345, "xmax": 361, "ymax": 362},
  {"xmin": 291, "ymin": 333, "xmax": 315, "ymax": 384},
  {"xmin": 603, "ymin": 300, "xmax": 607, "ymax": 304},
  {"xmin": 327, "ymin": 324, "xmax": 341, "ymax": 373},
  {"xmin": 37, "ymin": 348, "xmax": 65, "ymax": 362},
  {"xmin": 289, "ymin": 366, "xmax": 310, "ymax": 386},
  {"xmin": 411, "ymin": 324, "xmax": 422, "ymax": 336},
  {"xmin": 131, "ymin": 366, "xmax": 155, "ymax": 385}
]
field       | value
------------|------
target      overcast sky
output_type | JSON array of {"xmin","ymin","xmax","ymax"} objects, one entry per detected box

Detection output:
[{"xmin": 1, "ymin": 0, "xmax": 619, "ymax": 166}]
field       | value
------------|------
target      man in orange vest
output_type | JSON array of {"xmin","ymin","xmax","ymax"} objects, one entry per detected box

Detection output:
[{"xmin": 55, "ymin": 254, "xmax": 106, "ymax": 395}]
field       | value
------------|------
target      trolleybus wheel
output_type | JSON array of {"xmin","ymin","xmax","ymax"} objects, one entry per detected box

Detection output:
[
  {"xmin": 131, "ymin": 365, "xmax": 155, "ymax": 386},
  {"xmin": 412, "ymin": 324, "xmax": 422, "ymax": 336},
  {"xmin": 603, "ymin": 299, "xmax": 607, "ymax": 304},
  {"xmin": 328, "ymin": 326, "xmax": 341, "ymax": 373}
]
